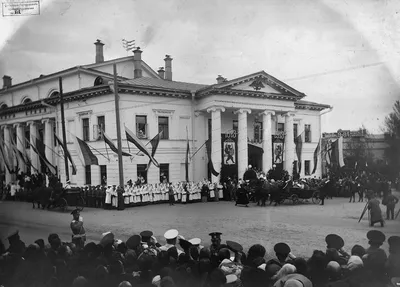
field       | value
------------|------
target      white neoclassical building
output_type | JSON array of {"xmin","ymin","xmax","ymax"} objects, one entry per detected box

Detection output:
[{"xmin": 0, "ymin": 40, "xmax": 331, "ymax": 186}]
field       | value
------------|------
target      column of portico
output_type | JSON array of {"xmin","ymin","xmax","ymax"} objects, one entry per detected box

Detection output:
[
  {"xmin": 2, "ymin": 126, "xmax": 12, "ymax": 184},
  {"xmin": 42, "ymin": 119, "xmax": 54, "ymax": 166},
  {"xmin": 27, "ymin": 121, "xmax": 39, "ymax": 174},
  {"xmin": 261, "ymin": 110, "xmax": 275, "ymax": 173},
  {"xmin": 207, "ymin": 106, "xmax": 225, "ymax": 183},
  {"xmin": 297, "ymin": 119, "xmax": 303, "ymax": 177},
  {"xmin": 284, "ymin": 112, "xmax": 296, "ymax": 175},
  {"xmin": 234, "ymin": 109, "xmax": 251, "ymax": 179},
  {"xmin": 14, "ymin": 123, "xmax": 26, "ymax": 173}
]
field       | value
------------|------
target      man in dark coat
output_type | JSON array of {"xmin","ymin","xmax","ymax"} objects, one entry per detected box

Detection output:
[
  {"xmin": 70, "ymin": 209, "xmax": 86, "ymax": 249},
  {"xmin": 368, "ymin": 194, "xmax": 384, "ymax": 227},
  {"xmin": 235, "ymin": 183, "xmax": 249, "ymax": 207},
  {"xmin": 384, "ymin": 190, "xmax": 398, "ymax": 220}
]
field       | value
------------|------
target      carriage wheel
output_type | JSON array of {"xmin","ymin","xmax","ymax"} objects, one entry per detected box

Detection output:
[
  {"xmin": 312, "ymin": 191, "xmax": 321, "ymax": 204},
  {"xmin": 76, "ymin": 196, "xmax": 85, "ymax": 211},
  {"xmin": 59, "ymin": 198, "xmax": 68, "ymax": 212},
  {"xmin": 291, "ymin": 194, "xmax": 299, "ymax": 205}
]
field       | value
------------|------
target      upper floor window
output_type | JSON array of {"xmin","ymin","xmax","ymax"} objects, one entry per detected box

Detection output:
[
  {"xmin": 254, "ymin": 121, "xmax": 263, "ymax": 142},
  {"xmin": 305, "ymin": 160, "xmax": 311, "ymax": 175},
  {"xmin": 277, "ymin": 123, "xmax": 285, "ymax": 133},
  {"xmin": 158, "ymin": 116, "xmax": 169, "ymax": 139},
  {"xmin": 98, "ymin": 116, "xmax": 105, "ymax": 139},
  {"xmin": 136, "ymin": 115, "xmax": 147, "ymax": 139},
  {"xmin": 208, "ymin": 119, "xmax": 212, "ymax": 140},
  {"xmin": 233, "ymin": 120, "xmax": 238, "ymax": 135},
  {"xmin": 293, "ymin": 123, "xmax": 298, "ymax": 140},
  {"xmin": 22, "ymin": 97, "xmax": 32, "ymax": 105},
  {"xmin": 49, "ymin": 91, "xmax": 59, "ymax": 98},
  {"xmin": 82, "ymin": 118, "xmax": 90, "ymax": 141},
  {"xmin": 305, "ymin": 124, "xmax": 311, "ymax": 143},
  {"xmin": 94, "ymin": 77, "xmax": 104, "ymax": 86}
]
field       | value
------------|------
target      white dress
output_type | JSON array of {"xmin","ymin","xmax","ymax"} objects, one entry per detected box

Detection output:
[{"xmin": 105, "ymin": 187, "xmax": 112, "ymax": 204}]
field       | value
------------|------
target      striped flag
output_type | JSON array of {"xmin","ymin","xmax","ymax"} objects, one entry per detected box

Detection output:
[
  {"xmin": 146, "ymin": 131, "xmax": 163, "ymax": 171},
  {"xmin": 0, "ymin": 133, "xmax": 14, "ymax": 173},
  {"xmin": 54, "ymin": 134, "xmax": 77, "ymax": 175},
  {"xmin": 74, "ymin": 136, "xmax": 99, "ymax": 166},
  {"xmin": 294, "ymin": 133, "xmax": 303, "ymax": 174},
  {"xmin": 311, "ymin": 139, "xmax": 320, "ymax": 174},
  {"xmin": 122, "ymin": 39, "xmax": 135, "ymax": 52},
  {"xmin": 27, "ymin": 136, "xmax": 57, "ymax": 175},
  {"xmin": 330, "ymin": 137, "xmax": 345, "ymax": 168},
  {"xmin": 102, "ymin": 131, "xmax": 132, "ymax": 157},
  {"xmin": 125, "ymin": 126, "xmax": 159, "ymax": 167}
]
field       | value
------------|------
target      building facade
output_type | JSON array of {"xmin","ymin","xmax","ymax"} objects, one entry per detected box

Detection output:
[{"xmin": 0, "ymin": 40, "xmax": 331, "ymax": 186}]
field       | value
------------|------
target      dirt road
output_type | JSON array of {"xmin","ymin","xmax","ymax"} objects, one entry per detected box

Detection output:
[{"xmin": 1, "ymin": 197, "xmax": 399, "ymax": 260}]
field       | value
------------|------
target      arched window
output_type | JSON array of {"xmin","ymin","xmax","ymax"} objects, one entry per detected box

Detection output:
[
  {"xmin": 22, "ymin": 97, "xmax": 32, "ymax": 104},
  {"xmin": 94, "ymin": 76, "xmax": 104, "ymax": 86},
  {"xmin": 49, "ymin": 91, "xmax": 60, "ymax": 98},
  {"xmin": 0, "ymin": 103, "xmax": 8, "ymax": 109}
]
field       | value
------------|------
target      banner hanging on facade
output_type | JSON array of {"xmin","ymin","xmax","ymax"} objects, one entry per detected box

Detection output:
[
  {"xmin": 221, "ymin": 132, "xmax": 237, "ymax": 166},
  {"xmin": 272, "ymin": 134, "xmax": 285, "ymax": 165}
]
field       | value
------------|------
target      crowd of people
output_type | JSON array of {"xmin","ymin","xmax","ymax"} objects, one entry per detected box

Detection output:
[{"xmin": 1, "ymin": 211, "xmax": 399, "ymax": 287}]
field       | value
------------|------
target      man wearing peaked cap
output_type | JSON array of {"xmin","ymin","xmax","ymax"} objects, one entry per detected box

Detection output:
[
  {"xmin": 267, "ymin": 242, "xmax": 296, "ymax": 267},
  {"xmin": 386, "ymin": 236, "xmax": 400, "ymax": 278},
  {"xmin": 363, "ymin": 230, "xmax": 387, "ymax": 280},
  {"xmin": 325, "ymin": 234, "xmax": 350, "ymax": 264},
  {"xmin": 226, "ymin": 240, "xmax": 243, "ymax": 254},
  {"xmin": 6, "ymin": 230, "xmax": 26, "ymax": 254},
  {"xmin": 126, "ymin": 235, "xmax": 141, "ymax": 250},
  {"xmin": 100, "ymin": 232, "xmax": 115, "ymax": 247},
  {"xmin": 159, "ymin": 229, "xmax": 183, "ymax": 255},
  {"xmin": 179, "ymin": 238, "xmax": 193, "ymax": 252},
  {"xmin": 189, "ymin": 238, "xmax": 204, "ymax": 252},
  {"xmin": 70, "ymin": 209, "xmax": 86, "ymax": 249},
  {"xmin": 140, "ymin": 230, "xmax": 153, "ymax": 244},
  {"xmin": 209, "ymin": 232, "xmax": 222, "ymax": 256}
]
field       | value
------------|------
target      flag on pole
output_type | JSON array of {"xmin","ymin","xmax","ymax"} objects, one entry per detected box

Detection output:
[
  {"xmin": 0, "ymin": 133, "xmax": 14, "ymax": 173},
  {"xmin": 330, "ymin": 137, "xmax": 345, "ymax": 168},
  {"xmin": 185, "ymin": 128, "xmax": 190, "ymax": 182},
  {"xmin": 205, "ymin": 139, "xmax": 219, "ymax": 177},
  {"xmin": 146, "ymin": 131, "xmax": 163, "ymax": 170},
  {"xmin": 27, "ymin": 136, "xmax": 57, "ymax": 175},
  {"xmin": 122, "ymin": 39, "xmax": 135, "ymax": 52},
  {"xmin": 74, "ymin": 136, "xmax": 99, "ymax": 166},
  {"xmin": 311, "ymin": 139, "xmax": 320, "ymax": 174},
  {"xmin": 102, "ymin": 131, "xmax": 132, "ymax": 157},
  {"xmin": 125, "ymin": 126, "xmax": 159, "ymax": 167},
  {"xmin": 10, "ymin": 135, "xmax": 25, "ymax": 169},
  {"xmin": 54, "ymin": 134, "xmax": 77, "ymax": 175},
  {"xmin": 17, "ymin": 135, "xmax": 35, "ymax": 172},
  {"xmin": 294, "ymin": 133, "xmax": 303, "ymax": 174}
]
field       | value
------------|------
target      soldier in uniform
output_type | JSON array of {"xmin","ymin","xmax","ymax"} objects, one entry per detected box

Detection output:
[
  {"xmin": 368, "ymin": 194, "xmax": 384, "ymax": 227},
  {"xmin": 70, "ymin": 209, "xmax": 86, "ymax": 249},
  {"xmin": 383, "ymin": 190, "xmax": 399, "ymax": 220},
  {"xmin": 209, "ymin": 232, "xmax": 222, "ymax": 257},
  {"xmin": 88, "ymin": 186, "xmax": 94, "ymax": 207},
  {"xmin": 189, "ymin": 238, "xmax": 204, "ymax": 253},
  {"xmin": 95, "ymin": 185, "xmax": 101, "ymax": 208},
  {"xmin": 363, "ymin": 230, "xmax": 387, "ymax": 284},
  {"xmin": 386, "ymin": 236, "xmax": 400, "ymax": 279},
  {"xmin": 160, "ymin": 229, "xmax": 183, "ymax": 255},
  {"xmin": 325, "ymin": 234, "xmax": 350, "ymax": 265},
  {"xmin": 266, "ymin": 242, "xmax": 296, "ymax": 268}
]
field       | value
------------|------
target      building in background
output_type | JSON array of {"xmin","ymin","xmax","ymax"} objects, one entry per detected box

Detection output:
[
  {"xmin": 321, "ymin": 129, "xmax": 389, "ymax": 175},
  {"xmin": 0, "ymin": 40, "xmax": 331, "ymax": 186}
]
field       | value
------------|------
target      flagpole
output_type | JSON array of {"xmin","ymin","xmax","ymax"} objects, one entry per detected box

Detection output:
[
  {"xmin": 59, "ymin": 77, "xmax": 69, "ymax": 182},
  {"xmin": 113, "ymin": 64, "xmax": 124, "ymax": 187}
]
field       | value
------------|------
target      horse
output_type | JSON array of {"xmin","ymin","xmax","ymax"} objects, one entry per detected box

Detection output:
[{"xmin": 31, "ymin": 186, "xmax": 54, "ymax": 209}]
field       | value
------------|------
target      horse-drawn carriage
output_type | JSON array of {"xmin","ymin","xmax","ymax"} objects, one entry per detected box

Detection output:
[
  {"xmin": 277, "ymin": 187, "xmax": 321, "ymax": 205},
  {"xmin": 31, "ymin": 186, "xmax": 85, "ymax": 212}
]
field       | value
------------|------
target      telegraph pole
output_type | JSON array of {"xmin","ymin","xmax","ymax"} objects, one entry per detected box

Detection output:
[
  {"xmin": 59, "ymin": 77, "xmax": 69, "ymax": 182},
  {"xmin": 113, "ymin": 64, "xmax": 124, "ymax": 187}
]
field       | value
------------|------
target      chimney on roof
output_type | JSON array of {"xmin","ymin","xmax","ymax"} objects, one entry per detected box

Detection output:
[
  {"xmin": 94, "ymin": 39, "xmax": 105, "ymax": 63},
  {"xmin": 164, "ymin": 55, "xmax": 172, "ymax": 81},
  {"xmin": 133, "ymin": 47, "xmax": 143, "ymax": 78},
  {"xmin": 216, "ymin": 75, "xmax": 225, "ymax": 84},
  {"xmin": 2, "ymin": 75, "xmax": 12, "ymax": 89},
  {"xmin": 158, "ymin": 67, "xmax": 165, "ymax": 79}
]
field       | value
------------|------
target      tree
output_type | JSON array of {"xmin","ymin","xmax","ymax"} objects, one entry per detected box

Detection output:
[{"xmin": 383, "ymin": 100, "xmax": 400, "ymax": 179}]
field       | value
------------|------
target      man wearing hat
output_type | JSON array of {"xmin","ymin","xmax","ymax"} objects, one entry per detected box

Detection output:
[
  {"xmin": 386, "ymin": 236, "xmax": 400, "ymax": 278},
  {"xmin": 325, "ymin": 234, "xmax": 350, "ymax": 265},
  {"xmin": 267, "ymin": 242, "xmax": 296, "ymax": 267},
  {"xmin": 209, "ymin": 232, "xmax": 222, "ymax": 256},
  {"xmin": 160, "ymin": 229, "xmax": 183, "ymax": 255},
  {"xmin": 140, "ymin": 230, "xmax": 153, "ymax": 247},
  {"xmin": 189, "ymin": 238, "xmax": 204, "ymax": 252},
  {"xmin": 384, "ymin": 190, "xmax": 399, "ymax": 220},
  {"xmin": 70, "ymin": 209, "xmax": 86, "ymax": 249},
  {"xmin": 6, "ymin": 230, "xmax": 26, "ymax": 254},
  {"xmin": 368, "ymin": 194, "xmax": 384, "ymax": 227}
]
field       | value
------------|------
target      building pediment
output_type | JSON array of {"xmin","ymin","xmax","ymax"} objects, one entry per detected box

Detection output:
[{"xmin": 199, "ymin": 71, "xmax": 306, "ymax": 99}]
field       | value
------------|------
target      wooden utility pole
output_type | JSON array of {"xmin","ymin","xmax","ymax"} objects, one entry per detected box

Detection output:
[
  {"xmin": 59, "ymin": 77, "xmax": 69, "ymax": 182},
  {"xmin": 113, "ymin": 64, "xmax": 124, "ymax": 187}
]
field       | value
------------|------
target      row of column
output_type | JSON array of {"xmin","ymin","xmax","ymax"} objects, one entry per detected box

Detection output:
[
  {"xmin": 1, "ymin": 119, "xmax": 55, "ymax": 184},
  {"xmin": 206, "ymin": 107, "xmax": 296, "ymax": 183}
]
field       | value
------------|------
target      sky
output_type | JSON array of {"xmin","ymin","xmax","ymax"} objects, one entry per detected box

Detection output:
[{"xmin": 0, "ymin": 0, "xmax": 399, "ymax": 134}]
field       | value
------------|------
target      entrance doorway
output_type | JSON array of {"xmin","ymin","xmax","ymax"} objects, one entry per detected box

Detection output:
[{"xmin": 248, "ymin": 144, "xmax": 263, "ymax": 172}]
